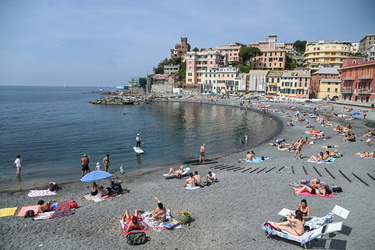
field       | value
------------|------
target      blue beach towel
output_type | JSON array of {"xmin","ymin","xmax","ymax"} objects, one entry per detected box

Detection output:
[{"xmin": 240, "ymin": 157, "xmax": 269, "ymax": 163}]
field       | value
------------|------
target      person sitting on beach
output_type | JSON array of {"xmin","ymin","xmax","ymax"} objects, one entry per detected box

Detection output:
[
  {"xmin": 304, "ymin": 137, "xmax": 310, "ymax": 145},
  {"xmin": 193, "ymin": 171, "xmax": 201, "ymax": 185},
  {"xmin": 206, "ymin": 171, "xmax": 217, "ymax": 183},
  {"xmin": 166, "ymin": 166, "xmax": 186, "ymax": 175},
  {"xmin": 295, "ymin": 199, "xmax": 311, "ymax": 220},
  {"xmin": 308, "ymin": 152, "xmax": 324, "ymax": 162},
  {"xmin": 183, "ymin": 173, "xmax": 196, "ymax": 188},
  {"xmin": 151, "ymin": 197, "xmax": 166, "ymax": 222},
  {"xmin": 240, "ymin": 151, "xmax": 255, "ymax": 161},
  {"xmin": 305, "ymin": 122, "xmax": 312, "ymax": 128},
  {"xmin": 294, "ymin": 183, "xmax": 328, "ymax": 197},
  {"xmin": 91, "ymin": 182, "xmax": 98, "ymax": 196},
  {"xmin": 323, "ymin": 149, "xmax": 331, "ymax": 160},
  {"xmin": 289, "ymin": 179, "xmax": 320, "ymax": 189},
  {"xmin": 267, "ymin": 210, "xmax": 305, "ymax": 236},
  {"xmin": 98, "ymin": 186, "xmax": 109, "ymax": 199},
  {"xmin": 122, "ymin": 210, "xmax": 143, "ymax": 232}
]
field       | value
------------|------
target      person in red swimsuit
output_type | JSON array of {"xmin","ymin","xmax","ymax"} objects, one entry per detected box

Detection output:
[{"xmin": 122, "ymin": 210, "xmax": 143, "ymax": 232}]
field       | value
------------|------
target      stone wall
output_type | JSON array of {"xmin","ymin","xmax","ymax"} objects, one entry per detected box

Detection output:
[{"xmin": 90, "ymin": 96, "xmax": 150, "ymax": 105}]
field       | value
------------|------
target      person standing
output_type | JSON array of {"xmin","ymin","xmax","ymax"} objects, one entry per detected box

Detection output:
[
  {"xmin": 136, "ymin": 134, "xmax": 141, "ymax": 148},
  {"xmin": 81, "ymin": 154, "xmax": 90, "ymax": 177},
  {"xmin": 103, "ymin": 154, "xmax": 110, "ymax": 172},
  {"xmin": 199, "ymin": 144, "xmax": 206, "ymax": 163},
  {"xmin": 14, "ymin": 155, "xmax": 23, "ymax": 177}
]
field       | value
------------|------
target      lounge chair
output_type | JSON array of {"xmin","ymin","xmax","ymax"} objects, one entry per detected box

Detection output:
[{"xmin": 262, "ymin": 221, "xmax": 343, "ymax": 249}]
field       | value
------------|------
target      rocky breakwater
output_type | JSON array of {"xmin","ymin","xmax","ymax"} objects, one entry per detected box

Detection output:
[{"xmin": 90, "ymin": 95, "xmax": 151, "ymax": 105}]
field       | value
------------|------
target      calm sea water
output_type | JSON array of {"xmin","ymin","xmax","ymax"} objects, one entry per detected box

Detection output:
[{"xmin": 0, "ymin": 86, "xmax": 278, "ymax": 191}]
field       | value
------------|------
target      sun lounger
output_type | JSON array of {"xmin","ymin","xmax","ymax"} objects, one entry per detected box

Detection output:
[{"xmin": 262, "ymin": 221, "xmax": 343, "ymax": 249}]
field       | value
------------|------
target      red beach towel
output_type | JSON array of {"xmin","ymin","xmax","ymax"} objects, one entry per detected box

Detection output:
[{"xmin": 294, "ymin": 189, "xmax": 332, "ymax": 198}]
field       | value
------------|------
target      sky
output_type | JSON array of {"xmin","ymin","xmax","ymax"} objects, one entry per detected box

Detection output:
[{"xmin": 0, "ymin": 0, "xmax": 374, "ymax": 87}]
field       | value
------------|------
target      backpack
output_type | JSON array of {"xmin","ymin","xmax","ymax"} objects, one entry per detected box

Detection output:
[
  {"xmin": 49, "ymin": 182, "xmax": 60, "ymax": 192},
  {"xmin": 126, "ymin": 232, "xmax": 150, "ymax": 245},
  {"xmin": 24, "ymin": 210, "xmax": 35, "ymax": 218}
]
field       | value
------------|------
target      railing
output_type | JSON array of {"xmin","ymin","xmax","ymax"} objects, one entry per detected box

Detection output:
[
  {"xmin": 341, "ymin": 87, "xmax": 353, "ymax": 92},
  {"xmin": 342, "ymin": 76, "xmax": 355, "ymax": 80},
  {"xmin": 358, "ymin": 75, "xmax": 373, "ymax": 80},
  {"xmin": 354, "ymin": 88, "xmax": 372, "ymax": 93}
]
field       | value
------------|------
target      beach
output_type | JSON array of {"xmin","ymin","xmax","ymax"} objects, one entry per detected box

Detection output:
[{"xmin": 1, "ymin": 97, "xmax": 374, "ymax": 250}]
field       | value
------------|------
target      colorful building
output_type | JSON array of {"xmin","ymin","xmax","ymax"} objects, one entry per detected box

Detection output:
[
  {"xmin": 340, "ymin": 58, "xmax": 375, "ymax": 102},
  {"xmin": 214, "ymin": 44, "xmax": 242, "ymax": 63},
  {"xmin": 310, "ymin": 68, "xmax": 340, "ymax": 99},
  {"xmin": 303, "ymin": 40, "xmax": 354, "ymax": 70},
  {"xmin": 279, "ymin": 69, "xmax": 311, "ymax": 98},
  {"xmin": 202, "ymin": 66, "xmax": 240, "ymax": 94},
  {"xmin": 266, "ymin": 71, "xmax": 283, "ymax": 96}
]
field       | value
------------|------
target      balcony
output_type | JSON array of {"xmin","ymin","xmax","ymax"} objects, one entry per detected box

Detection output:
[
  {"xmin": 267, "ymin": 82, "xmax": 277, "ymax": 86},
  {"xmin": 267, "ymin": 90, "xmax": 277, "ymax": 94},
  {"xmin": 341, "ymin": 88, "xmax": 353, "ymax": 94},
  {"xmin": 342, "ymin": 76, "xmax": 355, "ymax": 80},
  {"xmin": 358, "ymin": 75, "xmax": 373, "ymax": 80},
  {"xmin": 354, "ymin": 88, "xmax": 372, "ymax": 94}
]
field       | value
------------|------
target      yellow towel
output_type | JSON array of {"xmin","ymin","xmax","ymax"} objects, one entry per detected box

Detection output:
[{"xmin": 0, "ymin": 207, "xmax": 18, "ymax": 217}]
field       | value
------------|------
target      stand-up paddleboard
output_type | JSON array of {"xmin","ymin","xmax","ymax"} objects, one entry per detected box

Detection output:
[{"xmin": 133, "ymin": 147, "xmax": 144, "ymax": 154}]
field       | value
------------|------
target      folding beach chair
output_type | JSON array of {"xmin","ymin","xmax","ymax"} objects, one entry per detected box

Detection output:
[{"xmin": 262, "ymin": 221, "xmax": 343, "ymax": 249}]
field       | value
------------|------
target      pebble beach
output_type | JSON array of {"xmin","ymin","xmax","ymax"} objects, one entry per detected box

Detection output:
[{"xmin": 1, "ymin": 96, "xmax": 374, "ymax": 250}]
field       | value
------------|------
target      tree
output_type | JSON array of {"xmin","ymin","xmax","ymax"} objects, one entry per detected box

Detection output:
[
  {"xmin": 285, "ymin": 56, "xmax": 298, "ymax": 70},
  {"xmin": 293, "ymin": 40, "xmax": 307, "ymax": 53},
  {"xmin": 239, "ymin": 47, "xmax": 262, "ymax": 67},
  {"xmin": 177, "ymin": 61, "xmax": 186, "ymax": 82},
  {"xmin": 192, "ymin": 47, "xmax": 199, "ymax": 52},
  {"xmin": 239, "ymin": 65, "xmax": 250, "ymax": 73}
]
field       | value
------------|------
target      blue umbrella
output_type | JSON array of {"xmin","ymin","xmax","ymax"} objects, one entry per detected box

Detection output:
[
  {"xmin": 352, "ymin": 112, "xmax": 361, "ymax": 115},
  {"xmin": 80, "ymin": 170, "xmax": 113, "ymax": 182}
]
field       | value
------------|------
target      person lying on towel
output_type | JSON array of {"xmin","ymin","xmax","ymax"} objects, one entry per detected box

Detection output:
[
  {"xmin": 37, "ymin": 200, "xmax": 57, "ymax": 213},
  {"xmin": 121, "ymin": 210, "xmax": 143, "ymax": 232},
  {"xmin": 267, "ymin": 210, "xmax": 305, "ymax": 236},
  {"xmin": 293, "ymin": 183, "xmax": 329, "ymax": 197}
]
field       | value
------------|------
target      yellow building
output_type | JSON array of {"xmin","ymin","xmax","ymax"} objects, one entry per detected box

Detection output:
[{"xmin": 303, "ymin": 40, "xmax": 354, "ymax": 70}]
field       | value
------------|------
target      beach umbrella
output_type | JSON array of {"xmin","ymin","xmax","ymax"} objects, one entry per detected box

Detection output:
[
  {"xmin": 352, "ymin": 112, "xmax": 361, "ymax": 115},
  {"xmin": 80, "ymin": 170, "xmax": 113, "ymax": 182}
]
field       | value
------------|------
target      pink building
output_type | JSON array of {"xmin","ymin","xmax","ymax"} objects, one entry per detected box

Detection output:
[{"xmin": 340, "ymin": 58, "xmax": 375, "ymax": 102}]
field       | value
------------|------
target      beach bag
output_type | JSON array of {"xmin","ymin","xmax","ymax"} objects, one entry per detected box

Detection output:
[
  {"xmin": 49, "ymin": 182, "xmax": 59, "ymax": 192},
  {"xmin": 332, "ymin": 186, "xmax": 343, "ymax": 193},
  {"xmin": 24, "ymin": 210, "xmax": 35, "ymax": 218},
  {"xmin": 177, "ymin": 173, "xmax": 183, "ymax": 179},
  {"xmin": 126, "ymin": 232, "xmax": 149, "ymax": 245}
]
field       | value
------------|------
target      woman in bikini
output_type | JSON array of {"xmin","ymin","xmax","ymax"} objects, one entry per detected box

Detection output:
[
  {"xmin": 295, "ymin": 199, "xmax": 311, "ymax": 220},
  {"xmin": 268, "ymin": 210, "xmax": 305, "ymax": 236},
  {"xmin": 308, "ymin": 152, "xmax": 324, "ymax": 162},
  {"xmin": 294, "ymin": 183, "xmax": 328, "ymax": 197},
  {"xmin": 122, "ymin": 210, "xmax": 143, "ymax": 232}
]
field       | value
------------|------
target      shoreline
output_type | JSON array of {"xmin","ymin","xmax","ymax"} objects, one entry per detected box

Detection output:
[
  {"xmin": 1, "ymin": 97, "xmax": 374, "ymax": 250},
  {"xmin": 0, "ymin": 98, "xmax": 283, "ymax": 192}
]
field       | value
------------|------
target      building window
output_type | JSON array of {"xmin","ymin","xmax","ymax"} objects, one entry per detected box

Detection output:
[
  {"xmin": 188, "ymin": 73, "xmax": 192, "ymax": 76},
  {"xmin": 327, "ymin": 88, "xmax": 330, "ymax": 92}
]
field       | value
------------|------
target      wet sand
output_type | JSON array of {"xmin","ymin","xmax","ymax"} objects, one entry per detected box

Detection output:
[{"xmin": 1, "ymin": 97, "xmax": 374, "ymax": 250}]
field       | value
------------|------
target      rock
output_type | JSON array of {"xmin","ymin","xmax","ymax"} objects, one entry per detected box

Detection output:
[{"xmin": 90, "ymin": 95, "xmax": 153, "ymax": 105}]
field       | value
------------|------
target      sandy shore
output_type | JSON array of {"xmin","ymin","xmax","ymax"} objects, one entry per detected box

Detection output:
[{"xmin": 1, "ymin": 97, "xmax": 374, "ymax": 250}]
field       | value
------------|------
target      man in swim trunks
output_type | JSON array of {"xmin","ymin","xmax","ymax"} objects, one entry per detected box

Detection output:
[
  {"xmin": 103, "ymin": 154, "xmax": 110, "ymax": 172},
  {"xmin": 151, "ymin": 197, "xmax": 166, "ymax": 222},
  {"xmin": 81, "ymin": 154, "xmax": 90, "ymax": 176},
  {"xmin": 193, "ymin": 171, "xmax": 201, "ymax": 185},
  {"xmin": 122, "ymin": 210, "xmax": 143, "ymax": 232},
  {"xmin": 290, "ymin": 179, "xmax": 320, "ymax": 189},
  {"xmin": 183, "ymin": 173, "xmax": 196, "ymax": 188},
  {"xmin": 199, "ymin": 144, "xmax": 206, "ymax": 163}
]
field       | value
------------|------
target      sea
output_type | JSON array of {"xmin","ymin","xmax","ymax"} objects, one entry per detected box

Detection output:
[{"xmin": 0, "ymin": 86, "xmax": 279, "ymax": 191}]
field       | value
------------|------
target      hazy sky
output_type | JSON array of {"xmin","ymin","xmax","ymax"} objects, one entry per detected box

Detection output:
[{"xmin": 0, "ymin": 0, "xmax": 374, "ymax": 87}]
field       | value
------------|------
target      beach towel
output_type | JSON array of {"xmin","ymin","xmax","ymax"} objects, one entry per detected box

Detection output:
[
  {"xmin": 16, "ymin": 205, "xmax": 40, "ymax": 217},
  {"xmin": 33, "ymin": 211, "xmax": 55, "ymax": 220},
  {"xmin": 55, "ymin": 199, "xmax": 75, "ymax": 211},
  {"xmin": 28, "ymin": 189, "xmax": 57, "ymax": 197},
  {"xmin": 305, "ymin": 213, "xmax": 334, "ymax": 230},
  {"xmin": 293, "ymin": 189, "xmax": 333, "ymax": 198},
  {"xmin": 0, "ymin": 207, "xmax": 18, "ymax": 217},
  {"xmin": 240, "ymin": 157, "xmax": 269, "ymax": 163},
  {"xmin": 185, "ymin": 186, "xmax": 200, "ymax": 190},
  {"xmin": 307, "ymin": 158, "xmax": 335, "ymax": 164},
  {"xmin": 262, "ymin": 222, "xmax": 314, "ymax": 245},
  {"xmin": 119, "ymin": 217, "xmax": 150, "ymax": 234},
  {"xmin": 82, "ymin": 194, "xmax": 103, "ymax": 202},
  {"xmin": 51, "ymin": 209, "xmax": 75, "ymax": 218},
  {"xmin": 141, "ymin": 210, "xmax": 182, "ymax": 232}
]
